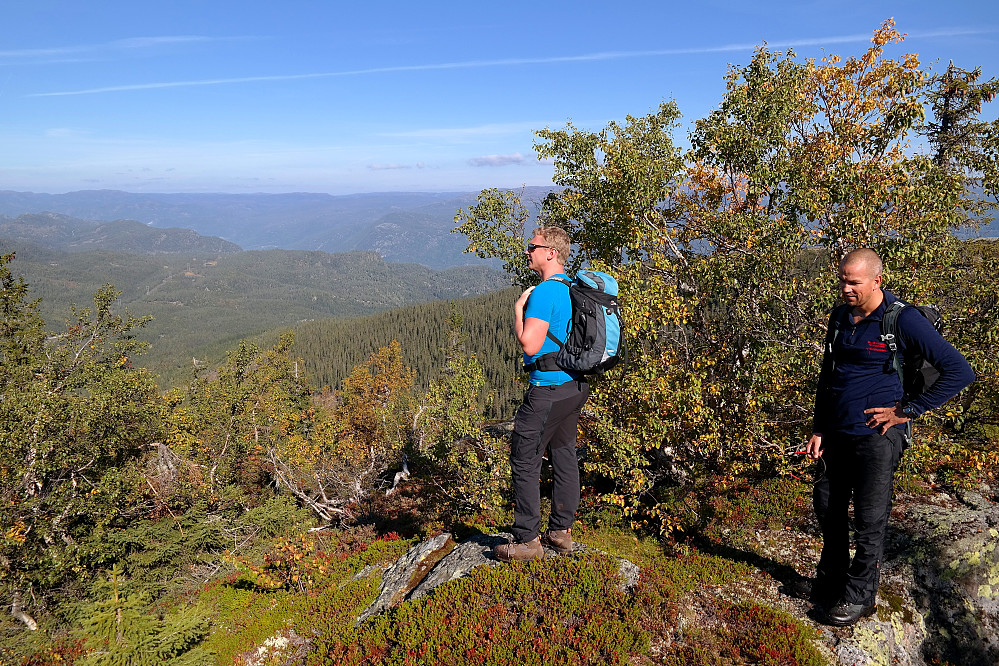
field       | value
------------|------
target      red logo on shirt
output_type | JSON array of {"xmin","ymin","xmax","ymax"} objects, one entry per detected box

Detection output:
[{"xmin": 867, "ymin": 340, "xmax": 888, "ymax": 352}]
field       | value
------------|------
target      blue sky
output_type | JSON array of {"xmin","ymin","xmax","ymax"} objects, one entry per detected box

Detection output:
[{"xmin": 2, "ymin": 1, "xmax": 997, "ymax": 195}]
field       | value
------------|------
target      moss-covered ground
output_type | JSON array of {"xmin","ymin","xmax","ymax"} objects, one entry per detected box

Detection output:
[
  {"xmin": 34, "ymin": 467, "xmax": 968, "ymax": 664},
  {"xmin": 160, "ymin": 474, "xmax": 829, "ymax": 664}
]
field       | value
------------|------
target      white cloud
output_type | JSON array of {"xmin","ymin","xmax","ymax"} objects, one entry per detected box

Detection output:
[
  {"xmin": 468, "ymin": 153, "xmax": 527, "ymax": 167},
  {"xmin": 0, "ymin": 35, "xmax": 227, "ymax": 60},
  {"xmin": 368, "ymin": 163, "xmax": 411, "ymax": 170}
]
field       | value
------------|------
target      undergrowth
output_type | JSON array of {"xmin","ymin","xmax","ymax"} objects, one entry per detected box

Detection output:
[
  {"xmin": 313, "ymin": 554, "xmax": 646, "ymax": 665},
  {"xmin": 659, "ymin": 600, "xmax": 825, "ymax": 666},
  {"xmin": 6, "ymin": 475, "xmax": 835, "ymax": 666}
]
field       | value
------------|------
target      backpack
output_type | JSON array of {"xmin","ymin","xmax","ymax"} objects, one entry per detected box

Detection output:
[
  {"xmin": 881, "ymin": 300, "xmax": 944, "ymax": 401},
  {"xmin": 523, "ymin": 270, "xmax": 625, "ymax": 375}
]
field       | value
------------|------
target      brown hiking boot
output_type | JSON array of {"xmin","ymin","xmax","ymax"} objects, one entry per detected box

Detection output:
[
  {"xmin": 541, "ymin": 528, "xmax": 573, "ymax": 554},
  {"xmin": 495, "ymin": 536, "xmax": 543, "ymax": 562}
]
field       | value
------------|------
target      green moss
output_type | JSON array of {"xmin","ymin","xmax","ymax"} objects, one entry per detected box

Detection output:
[
  {"xmin": 876, "ymin": 585, "xmax": 917, "ymax": 625},
  {"xmin": 571, "ymin": 522, "xmax": 665, "ymax": 566},
  {"xmin": 198, "ymin": 585, "xmax": 305, "ymax": 665},
  {"xmin": 655, "ymin": 546, "xmax": 754, "ymax": 590}
]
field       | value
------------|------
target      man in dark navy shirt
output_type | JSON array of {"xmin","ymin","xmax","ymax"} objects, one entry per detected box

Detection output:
[{"xmin": 803, "ymin": 248, "xmax": 975, "ymax": 626}]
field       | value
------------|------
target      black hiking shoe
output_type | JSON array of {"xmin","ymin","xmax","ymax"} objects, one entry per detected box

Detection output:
[{"xmin": 826, "ymin": 601, "xmax": 876, "ymax": 626}]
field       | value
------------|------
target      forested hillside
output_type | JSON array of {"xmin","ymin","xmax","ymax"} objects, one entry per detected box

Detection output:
[
  {"xmin": 293, "ymin": 288, "xmax": 524, "ymax": 416},
  {"xmin": 0, "ymin": 188, "xmax": 556, "ymax": 268},
  {"xmin": 0, "ymin": 212, "xmax": 242, "ymax": 255},
  {"xmin": 0, "ymin": 243, "xmax": 509, "ymax": 386}
]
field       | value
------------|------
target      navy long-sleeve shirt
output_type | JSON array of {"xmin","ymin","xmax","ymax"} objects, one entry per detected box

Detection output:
[{"xmin": 813, "ymin": 290, "xmax": 976, "ymax": 437}]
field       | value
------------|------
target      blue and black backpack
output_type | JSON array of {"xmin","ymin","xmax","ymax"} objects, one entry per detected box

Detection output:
[{"xmin": 524, "ymin": 270, "xmax": 625, "ymax": 375}]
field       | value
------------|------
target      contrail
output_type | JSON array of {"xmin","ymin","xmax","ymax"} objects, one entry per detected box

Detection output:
[
  {"xmin": 1, "ymin": 36, "xmax": 219, "ymax": 59},
  {"xmin": 27, "ymin": 27, "xmax": 994, "ymax": 98}
]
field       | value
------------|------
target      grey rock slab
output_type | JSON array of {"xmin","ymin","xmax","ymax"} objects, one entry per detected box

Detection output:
[
  {"xmin": 356, "ymin": 531, "xmax": 643, "ymax": 623},
  {"xmin": 355, "ymin": 532, "xmax": 453, "ymax": 624}
]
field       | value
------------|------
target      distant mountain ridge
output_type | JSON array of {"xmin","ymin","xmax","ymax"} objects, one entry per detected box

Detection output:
[
  {"xmin": 0, "ymin": 212, "xmax": 242, "ymax": 255},
  {"xmin": 0, "ymin": 188, "xmax": 556, "ymax": 268}
]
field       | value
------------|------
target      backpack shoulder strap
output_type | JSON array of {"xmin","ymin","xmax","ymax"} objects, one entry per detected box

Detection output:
[
  {"xmin": 824, "ymin": 304, "xmax": 850, "ymax": 352},
  {"xmin": 881, "ymin": 299, "xmax": 917, "ymax": 446},
  {"xmin": 524, "ymin": 277, "xmax": 572, "ymax": 372},
  {"xmin": 821, "ymin": 304, "xmax": 851, "ymax": 379},
  {"xmin": 880, "ymin": 300, "xmax": 908, "ymax": 350},
  {"xmin": 881, "ymin": 299, "xmax": 910, "ymax": 386},
  {"xmin": 542, "ymin": 276, "xmax": 572, "ymax": 348}
]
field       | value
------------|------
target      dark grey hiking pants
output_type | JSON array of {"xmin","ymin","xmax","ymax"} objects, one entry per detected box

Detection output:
[
  {"xmin": 510, "ymin": 380, "xmax": 589, "ymax": 543},
  {"xmin": 813, "ymin": 427, "xmax": 905, "ymax": 605}
]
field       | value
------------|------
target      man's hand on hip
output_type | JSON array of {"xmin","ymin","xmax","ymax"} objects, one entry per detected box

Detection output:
[{"xmin": 863, "ymin": 404, "xmax": 910, "ymax": 435}]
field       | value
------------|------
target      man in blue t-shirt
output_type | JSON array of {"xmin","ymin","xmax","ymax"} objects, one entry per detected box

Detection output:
[
  {"xmin": 800, "ymin": 248, "xmax": 974, "ymax": 626},
  {"xmin": 495, "ymin": 226, "xmax": 589, "ymax": 562}
]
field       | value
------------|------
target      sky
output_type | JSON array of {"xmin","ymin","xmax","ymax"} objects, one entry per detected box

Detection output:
[{"xmin": 2, "ymin": 1, "xmax": 998, "ymax": 196}]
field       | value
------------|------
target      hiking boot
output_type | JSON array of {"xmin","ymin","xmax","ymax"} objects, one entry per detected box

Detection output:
[
  {"xmin": 784, "ymin": 576, "xmax": 838, "ymax": 609},
  {"xmin": 541, "ymin": 528, "xmax": 573, "ymax": 554},
  {"xmin": 826, "ymin": 600, "xmax": 876, "ymax": 627},
  {"xmin": 495, "ymin": 537, "xmax": 543, "ymax": 562}
]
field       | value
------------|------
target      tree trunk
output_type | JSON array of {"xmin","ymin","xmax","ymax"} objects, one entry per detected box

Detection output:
[{"xmin": 11, "ymin": 588, "xmax": 38, "ymax": 631}]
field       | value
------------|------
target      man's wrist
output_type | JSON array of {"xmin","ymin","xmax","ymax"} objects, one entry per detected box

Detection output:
[{"xmin": 899, "ymin": 403, "xmax": 919, "ymax": 419}]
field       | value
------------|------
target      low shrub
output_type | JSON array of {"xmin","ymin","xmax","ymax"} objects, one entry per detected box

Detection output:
[
  {"xmin": 661, "ymin": 600, "xmax": 825, "ymax": 666},
  {"xmin": 309, "ymin": 553, "xmax": 647, "ymax": 666}
]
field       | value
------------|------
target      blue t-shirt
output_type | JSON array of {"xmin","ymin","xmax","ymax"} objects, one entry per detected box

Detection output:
[{"xmin": 523, "ymin": 275, "xmax": 575, "ymax": 386}]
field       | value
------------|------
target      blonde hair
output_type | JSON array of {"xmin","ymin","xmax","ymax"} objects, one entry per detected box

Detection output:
[{"xmin": 533, "ymin": 226, "xmax": 571, "ymax": 264}]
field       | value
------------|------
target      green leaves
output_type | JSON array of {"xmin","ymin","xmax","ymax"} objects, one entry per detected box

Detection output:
[
  {"xmin": 536, "ymin": 102, "xmax": 685, "ymax": 268},
  {"xmin": 453, "ymin": 188, "xmax": 536, "ymax": 288}
]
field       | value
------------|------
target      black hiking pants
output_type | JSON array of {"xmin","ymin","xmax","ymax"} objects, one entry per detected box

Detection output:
[
  {"xmin": 510, "ymin": 380, "xmax": 589, "ymax": 543},
  {"xmin": 813, "ymin": 427, "xmax": 905, "ymax": 606}
]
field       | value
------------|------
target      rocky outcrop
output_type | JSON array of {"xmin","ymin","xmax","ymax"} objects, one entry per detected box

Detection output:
[
  {"xmin": 784, "ymin": 487, "xmax": 999, "ymax": 666},
  {"xmin": 868, "ymin": 488, "xmax": 999, "ymax": 666},
  {"xmin": 355, "ymin": 531, "xmax": 642, "ymax": 625},
  {"xmin": 355, "ymin": 532, "xmax": 456, "ymax": 624},
  {"xmin": 406, "ymin": 533, "xmax": 505, "ymax": 603},
  {"xmin": 705, "ymin": 486, "xmax": 998, "ymax": 666}
]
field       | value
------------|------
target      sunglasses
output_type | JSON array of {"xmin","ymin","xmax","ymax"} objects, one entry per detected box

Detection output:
[{"xmin": 526, "ymin": 243, "xmax": 554, "ymax": 253}]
